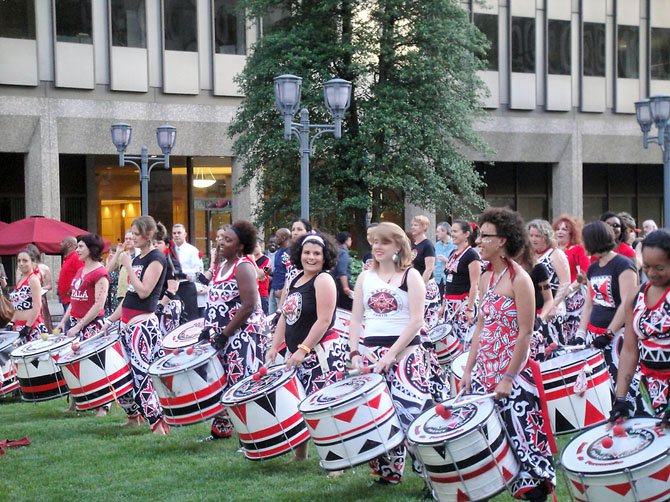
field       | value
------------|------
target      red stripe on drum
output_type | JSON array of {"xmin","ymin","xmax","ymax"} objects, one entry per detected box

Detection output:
[
  {"xmin": 428, "ymin": 440, "xmax": 512, "ymax": 483},
  {"xmin": 541, "ymin": 354, "xmax": 605, "ymax": 382},
  {"xmin": 20, "ymin": 379, "xmax": 67, "ymax": 393},
  {"xmin": 236, "ymin": 410, "xmax": 304, "ymax": 441},
  {"xmin": 0, "ymin": 379, "xmax": 19, "ymax": 396},
  {"xmin": 67, "ymin": 364, "xmax": 132, "ymax": 395},
  {"xmin": 75, "ymin": 382, "xmax": 133, "ymax": 410},
  {"xmin": 308, "ymin": 406, "xmax": 395, "ymax": 442},
  {"xmin": 543, "ymin": 370, "xmax": 610, "ymax": 400},
  {"xmin": 243, "ymin": 429, "xmax": 311, "ymax": 459},
  {"xmin": 163, "ymin": 404, "xmax": 224, "ymax": 425},
  {"xmin": 158, "ymin": 375, "xmax": 227, "ymax": 406}
]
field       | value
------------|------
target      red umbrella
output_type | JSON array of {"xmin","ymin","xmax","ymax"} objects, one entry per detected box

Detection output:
[{"xmin": 0, "ymin": 216, "xmax": 89, "ymax": 255}]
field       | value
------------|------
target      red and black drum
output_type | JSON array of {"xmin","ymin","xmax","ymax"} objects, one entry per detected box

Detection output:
[
  {"xmin": 561, "ymin": 417, "xmax": 670, "ymax": 502},
  {"xmin": 0, "ymin": 331, "xmax": 20, "ymax": 397},
  {"xmin": 10, "ymin": 335, "xmax": 72, "ymax": 401},
  {"xmin": 56, "ymin": 335, "xmax": 133, "ymax": 410},
  {"xmin": 408, "ymin": 395, "xmax": 520, "ymax": 501},
  {"xmin": 428, "ymin": 323, "xmax": 463, "ymax": 367},
  {"xmin": 298, "ymin": 373, "xmax": 405, "ymax": 471},
  {"xmin": 540, "ymin": 348, "xmax": 613, "ymax": 435},
  {"xmin": 149, "ymin": 344, "xmax": 227, "ymax": 426},
  {"xmin": 221, "ymin": 366, "xmax": 308, "ymax": 460},
  {"xmin": 161, "ymin": 318, "xmax": 204, "ymax": 352}
]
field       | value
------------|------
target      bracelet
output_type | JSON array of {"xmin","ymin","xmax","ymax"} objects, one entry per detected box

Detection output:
[
  {"xmin": 606, "ymin": 328, "xmax": 615, "ymax": 339},
  {"xmin": 614, "ymin": 396, "xmax": 626, "ymax": 403},
  {"xmin": 350, "ymin": 350, "xmax": 361, "ymax": 358},
  {"xmin": 502, "ymin": 372, "xmax": 516, "ymax": 380},
  {"xmin": 297, "ymin": 343, "xmax": 312, "ymax": 354},
  {"xmin": 165, "ymin": 291, "xmax": 176, "ymax": 300}
]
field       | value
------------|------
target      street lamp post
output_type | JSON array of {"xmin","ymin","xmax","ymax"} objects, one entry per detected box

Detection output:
[
  {"xmin": 273, "ymin": 74, "xmax": 352, "ymax": 220},
  {"xmin": 110, "ymin": 123, "xmax": 177, "ymax": 216},
  {"xmin": 636, "ymin": 95, "xmax": 670, "ymax": 227}
]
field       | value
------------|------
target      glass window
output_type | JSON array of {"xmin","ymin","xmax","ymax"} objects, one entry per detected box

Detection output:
[
  {"xmin": 617, "ymin": 25, "xmax": 639, "ymax": 79},
  {"xmin": 511, "ymin": 17, "xmax": 535, "ymax": 73},
  {"xmin": 214, "ymin": 0, "xmax": 246, "ymax": 55},
  {"xmin": 163, "ymin": 0, "xmax": 197, "ymax": 52},
  {"xmin": 473, "ymin": 13, "xmax": 498, "ymax": 71},
  {"xmin": 651, "ymin": 27, "xmax": 670, "ymax": 81},
  {"xmin": 110, "ymin": 0, "xmax": 146, "ymax": 48},
  {"xmin": 583, "ymin": 22, "xmax": 605, "ymax": 77},
  {"xmin": 547, "ymin": 19, "xmax": 570, "ymax": 75},
  {"xmin": 0, "ymin": 0, "xmax": 35, "ymax": 40},
  {"xmin": 55, "ymin": 0, "xmax": 93, "ymax": 44}
]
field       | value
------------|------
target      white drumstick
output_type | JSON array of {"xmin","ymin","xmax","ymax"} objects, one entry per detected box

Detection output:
[{"xmin": 449, "ymin": 392, "xmax": 496, "ymax": 409}]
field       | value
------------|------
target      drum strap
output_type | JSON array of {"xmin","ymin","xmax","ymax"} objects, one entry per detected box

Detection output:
[
  {"xmin": 527, "ymin": 358, "xmax": 558, "ymax": 454},
  {"xmin": 313, "ymin": 344, "xmax": 330, "ymax": 374}
]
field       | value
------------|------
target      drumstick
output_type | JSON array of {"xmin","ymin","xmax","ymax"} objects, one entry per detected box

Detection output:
[{"xmin": 435, "ymin": 392, "xmax": 496, "ymax": 418}]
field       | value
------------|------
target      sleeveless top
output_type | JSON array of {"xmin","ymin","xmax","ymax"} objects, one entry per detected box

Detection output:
[
  {"xmin": 205, "ymin": 256, "xmax": 265, "ymax": 332},
  {"xmin": 10, "ymin": 271, "xmax": 40, "ymax": 311},
  {"xmin": 632, "ymin": 283, "xmax": 670, "ymax": 377},
  {"xmin": 122, "ymin": 249, "xmax": 167, "ymax": 313},
  {"xmin": 70, "ymin": 266, "xmax": 109, "ymax": 319},
  {"xmin": 537, "ymin": 248, "xmax": 560, "ymax": 295},
  {"xmin": 282, "ymin": 271, "xmax": 335, "ymax": 353},
  {"xmin": 361, "ymin": 270, "xmax": 419, "ymax": 347}
]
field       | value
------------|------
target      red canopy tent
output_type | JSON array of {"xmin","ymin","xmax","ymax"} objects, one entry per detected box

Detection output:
[{"xmin": 0, "ymin": 216, "xmax": 89, "ymax": 255}]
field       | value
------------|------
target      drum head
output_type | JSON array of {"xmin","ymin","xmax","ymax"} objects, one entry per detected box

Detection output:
[
  {"xmin": 428, "ymin": 323, "xmax": 452, "ymax": 343},
  {"xmin": 407, "ymin": 395, "xmax": 494, "ymax": 443},
  {"xmin": 162, "ymin": 319, "xmax": 204, "ymax": 349},
  {"xmin": 10, "ymin": 335, "xmax": 72, "ymax": 358},
  {"xmin": 221, "ymin": 365, "xmax": 295, "ymax": 405},
  {"xmin": 561, "ymin": 417, "xmax": 669, "ymax": 474},
  {"xmin": 451, "ymin": 352, "xmax": 469, "ymax": 379},
  {"xmin": 298, "ymin": 373, "xmax": 384, "ymax": 413},
  {"xmin": 149, "ymin": 345, "xmax": 217, "ymax": 377},
  {"xmin": 0, "ymin": 331, "xmax": 19, "ymax": 351},
  {"xmin": 540, "ymin": 348, "xmax": 599, "ymax": 371},
  {"xmin": 57, "ymin": 335, "xmax": 120, "ymax": 365}
]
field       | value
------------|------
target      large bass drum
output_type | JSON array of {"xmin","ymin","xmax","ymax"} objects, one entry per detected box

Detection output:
[{"xmin": 10, "ymin": 335, "xmax": 72, "ymax": 401}]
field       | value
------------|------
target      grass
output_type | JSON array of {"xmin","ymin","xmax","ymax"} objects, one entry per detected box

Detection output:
[{"xmin": 0, "ymin": 394, "xmax": 574, "ymax": 502}]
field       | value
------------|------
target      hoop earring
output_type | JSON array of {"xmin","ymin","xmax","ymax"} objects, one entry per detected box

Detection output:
[{"xmin": 392, "ymin": 251, "xmax": 400, "ymax": 265}]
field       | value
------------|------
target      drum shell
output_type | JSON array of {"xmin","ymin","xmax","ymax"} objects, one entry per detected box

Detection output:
[
  {"xmin": 561, "ymin": 418, "xmax": 670, "ymax": 502},
  {"xmin": 449, "ymin": 352, "xmax": 469, "ymax": 397},
  {"xmin": 408, "ymin": 397, "xmax": 520, "ymax": 501},
  {"xmin": 332, "ymin": 308, "xmax": 351, "ymax": 351},
  {"xmin": 57, "ymin": 335, "xmax": 133, "ymax": 410},
  {"xmin": 161, "ymin": 319, "xmax": 204, "ymax": 351},
  {"xmin": 221, "ymin": 368, "xmax": 308, "ymax": 460},
  {"xmin": 10, "ymin": 336, "xmax": 71, "ymax": 401},
  {"xmin": 298, "ymin": 374, "xmax": 405, "ymax": 471},
  {"xmin": 540, "ymin": 349, "xmax": 613, "ymax": 435},
  {"xmin": 149, "ymin": 347, "xmax": 227, "ymax": 426},
  {"xmin": 429, "ymin": 324, "xmax": 463, "ymax": 366},
  {"xmin": 0, "ymin": 332, "xmax": 20, "ymax": 397}
]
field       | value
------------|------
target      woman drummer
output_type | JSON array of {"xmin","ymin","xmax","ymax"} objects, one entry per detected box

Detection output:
[
  {"xmin": 6, "ymin": 248, "xmax": 48, "ymax": 341},
  {"xmin": 153, "ymin": 222, "xmax": 183, "ymax": 335},
  {"xmin": 462, "ymin": 208, "xmax": 555, "ymax": 501},
  {"xmin": 610, "ymin": 229, "xmax": 670, "ymax": 426},
  {"xmin": 199, "ymin": 220, "xmax": 266, "ymax": 441},
  {"xmin": 104, "ymin": 215, "xmax": 168, "ymax": 435},
  {"xmin": 266, "ymin": 233, "xmax": 347, "ymax": 460},
  {"xmin": 348, "ymin": 222, "xmax": 433, "ymax": 485}
]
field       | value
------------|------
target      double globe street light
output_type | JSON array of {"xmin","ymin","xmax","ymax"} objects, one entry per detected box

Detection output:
[
  {"xmin": 273, "ymin": 74, "xmax": 352, "ymax": 220},
  {"xmin": 635, "ymin": 95, "xmax": 670, "ymax": 226},
  {"xmin": 111, "ymin": 123, "xmax": 177, "ymax": 216}
]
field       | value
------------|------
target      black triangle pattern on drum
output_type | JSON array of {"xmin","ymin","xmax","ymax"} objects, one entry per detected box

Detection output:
[
  {"xmin": 193, "ymin": 364, "xmax": 209, "ymax": 382},
  {"xmin": 482, "ymin": 423, "xmax": 489, "ymax": 440},
  {"xmin": 359, "ymin": 438, "xmax": 381, "ymax": 453},
  {"xmin": 325, "ymin": 450, "xmax": 343, "ymax": 461},
  {"xmin": 31, "ymin": 359, "xmax": 40, "ymax": 369},
  {"xmin": 555, "ymin": 408, "xmax": 574, "ymax": 432},
  {"xmin": 91, "ymin": 351, "xmax": 106, "ymax": 371},
  {"xmin": 254, "ymin": 392, "xmax": 277, "ymax": 416},
  {"xmin": 388, "ymin": 424, "xmax": 400, "ymax": 439},
  {"xmin": 433, "ymin": 444, "xmax": 447, "ymax": 459}
]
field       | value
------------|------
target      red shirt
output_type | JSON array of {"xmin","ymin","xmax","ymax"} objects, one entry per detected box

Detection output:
[
  {"xmin": 589, "ymin": 241, "xmax": 637, "ymax": 264},
  {"xmin": 57, "ymin": 251, "xmax": 84, "ymax": 304},
  {"xmin": 564, "ymin": 245, "xmax": 590, "ymax": 282},
  {"xmin": 255, "ymin": 255, "xmax": 271, "ymax": 298},
  {"xmin": 69, "ymin": 266, "xmax": 109, "ymax": 319}
]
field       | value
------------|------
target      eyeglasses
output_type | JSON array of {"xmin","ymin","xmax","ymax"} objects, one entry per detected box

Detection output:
[
  {"xmin": 479, "ymin": 233, "xmax": 499, "ymax": 238},
  {"xmin": 607, "ymin": 223, "xmax": 621, "ymax": 229}
]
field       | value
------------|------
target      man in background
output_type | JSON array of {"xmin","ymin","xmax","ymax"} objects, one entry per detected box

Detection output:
[
  {"xmin": 172, "ymin": 224, "xmax": 203, "ymax": 321},
  {"xmin": 333, "ymin": 231, "xmax": 353, "ymax": 310}
]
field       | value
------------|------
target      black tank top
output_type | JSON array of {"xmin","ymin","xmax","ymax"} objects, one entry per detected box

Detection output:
[{"xmin": 122, "ymin": 249, "xmax": 167, "ymax": 313}]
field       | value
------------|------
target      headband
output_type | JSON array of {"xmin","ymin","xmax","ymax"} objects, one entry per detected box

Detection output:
[
  {"xmin": 230, "ymin": 226, "xmax": 242, "ymax": 239},
  {"xmin": 302, "ymin": 235, "xmax": 325, "ymax": 247}
]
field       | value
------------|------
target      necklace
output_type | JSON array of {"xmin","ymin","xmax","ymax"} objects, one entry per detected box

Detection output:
[{"xmin": 380, "ymin": 270, "xmax": 397, "ymax": 284}]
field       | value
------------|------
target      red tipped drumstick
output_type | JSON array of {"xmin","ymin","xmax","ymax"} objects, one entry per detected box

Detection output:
[{"xmin": 335, "ymin": 366, "xmax": 372, "ymax": 380}]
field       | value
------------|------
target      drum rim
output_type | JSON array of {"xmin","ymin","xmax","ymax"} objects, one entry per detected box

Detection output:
[
  {"xmin": 56, "ymin": 335, "xmax": 121, "ymax": 365},
  {"xmin": 540, "ymin": 348, "xmax": 602, "ymax": 371},
  {"xmin": 164, "ymin": 318, "xmax": 204, "ymax": 339},
  {"xmin": 297, "ymin": 373, "xmax": 385, "ymax": 413},
  {"xmin": 148, "ymin": 346, "xmax": 219, "ymax": 377},
  {"xmin": 0, "ymin": 332, "xmax": 20, "ymax": 349},
  {"xmin": 220, "ymin": 366, "xmax": 296, "ymax": 405},
  {"xmin": 560, "ymin": 418, "xmax": 669, "ymax": 474},
  {"xmin": 10, "ymin": 336, "xmax": 72, "ymax": 358},
  {"xmin": 407, "ymin": 397, "xmax": 495, "ymax": 443}
]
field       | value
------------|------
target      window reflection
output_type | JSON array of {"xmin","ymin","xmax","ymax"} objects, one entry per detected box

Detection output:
[
  {"xmin": 111, "ymin": 0, "xmax": 146, "ymax": 48},
  {"xmin": 651, "ymin": 28, "xmax": 670, "ymax": 80},
  {"xmin": 548, "ymin": 20, "xmax": 570, "ymax": 75},
  {"xmin": 163, "ymin": 0, "xmax": 197, "ymax": 52},
  {"xmin": 617, "ymin": 25, "xmax": 639, "ymax": 79},
  {"xmin": 214, "ymin": 0, "xmax": 246, "ymax": 55},
  {"xmin": 473, "ymin": 13, "xmax": 498, "ymax": 71},
  {"xmin": 55, "ymin": 0, "xmax": 92, "ymax": 44},
  {"xmin": 583, "ymin": 22, "xmax": 605, "ymax": 77},
  {"xmin": 0, "ymin": 0, "xmax": 35, "ymax": 40},
  {"xmin": 511, "ymin": 17, "xmax": 535, "ymax": 74}
]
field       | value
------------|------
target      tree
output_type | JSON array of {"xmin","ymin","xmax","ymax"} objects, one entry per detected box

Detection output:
[{"xmin": 229, "ymin": 0, "xmax": 490, "ymax": 250}]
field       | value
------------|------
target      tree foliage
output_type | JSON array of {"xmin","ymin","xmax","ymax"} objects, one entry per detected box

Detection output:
[{"xmin": 229, "ymin": 0, "xmax": 490, "ymax": 244}]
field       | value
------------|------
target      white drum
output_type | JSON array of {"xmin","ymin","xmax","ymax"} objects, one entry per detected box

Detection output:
[
  {"xmin": 162, "ymin": 319, "xmax": 205, "ymax": 351},
  {"xmin": 298, "ymin": 373, "xmax": 405, "ymax": 471},
  {"xmin": 540, "ymin": 348, "xmax": 613, "ymax": 435},
  {"xmin": 221, "ymin": 366, "xmax": 308, "ymax": 460},
  {"xmin": 408, "ymin": 395, "xmax": 520, "ymax": 501},
  {"xmin": 149, "ymin": 344, "xmax": 227, "ymax": 426},
  {"xmin": 561, "ymin": 417, "xmax": 670, "ymax": 502},
  {"xmin": 57, "ymin": 335, "xmax": 133, "ymax": 410},
  {"xmin": 332, "ymin": 308, "xmax": 351, "ymax": 349},
  {"xmin": 449, "ymin": 352, "xmax": 470, "ymax": 397},
  {"xmin": 10, "ymin": 335, "xmax": 72, "ymax": 401},
  {"xmin": 0, "ymin": 331, "xmax": 20, "ymax": 397},
  {"xmin": 428, "ymin": 323, "xmax": 463, "ymax": 367}
]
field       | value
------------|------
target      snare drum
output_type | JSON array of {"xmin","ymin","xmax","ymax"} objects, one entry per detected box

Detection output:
[
  {"xmin": 408, "ymin": 395, "xmax": 520, "ymax": 502},
  {"xmin": 561, "ymin": 417, "xmax": 670, "ymax": 502},
  {"xmin": 10, "ymin": 335, "xmax": 72, "ymax": 401},
  {"xmin": 161, "ymin": 319, "xmax": 205, "ymax": 351},
  {"xmin": 449, "ymin": 352, "xmax": 469, "ymax": 396},
  {"xmin": 221, "ymin": 366, "xmax": 308, "ymax": 460},
  {"xmin": 0, "ymin": 331, "xmax": 20, "ymax": 396},
  {"xmin": 540, "ymin": 348, "xmax": 612, "ymax": 435},
  {"xmin": 428, "ymin": 324, "xmax": 463, "ymax": 367},
  {"xmin": 149, "ymin": 344, "xmax": 227, "ymax": 426},
  {"xmin": 57, "ymin": 335, "xmax": 133, "ymax": 410},
  {"xmin": 298, "ymin": 373, "xmax": 405, "ymax": 471}
]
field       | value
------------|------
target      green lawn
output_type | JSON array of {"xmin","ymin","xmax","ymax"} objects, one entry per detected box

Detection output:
[{"xmin": 0, "ymin": 395, "xmax": 573, "ymax": 501}]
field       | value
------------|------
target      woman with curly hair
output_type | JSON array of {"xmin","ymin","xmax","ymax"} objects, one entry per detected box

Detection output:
[
  {"xmin": 553, "ymin": 215, "xmax": 590, "ymax": 343},
  {"xmin": 462, "ymin": 208, "xmax": 556, "ymax": 502},
  {"xmin": 199, "ymin": 220, "xmax": 266, "ymax": 441},
  {"xmin": 267, "ymin": 233, "xmax": 347, "ymax": 461}
]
